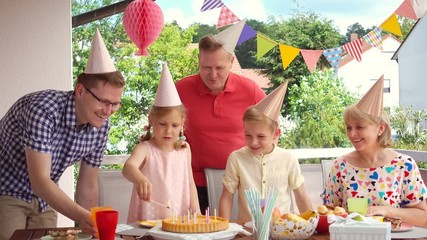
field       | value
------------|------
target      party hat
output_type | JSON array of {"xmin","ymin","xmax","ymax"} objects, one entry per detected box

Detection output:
[
  {"xmin": 254, "ymin": 81, "xmax": 288, "ymax": 123},
  {"xmin": 84, "ymin": 29, "xmax": 117, "ymax": 74},
  {"xmin": 356, "ymin": 75, "xmax": 384, "ymax": 117},
  {"xmin": 154, "ymin": 63, "xmax": 182, "ymax": 107},
  {"xmin": 212, "ymin": 18, "xmax": 247, "ymax": 54}
]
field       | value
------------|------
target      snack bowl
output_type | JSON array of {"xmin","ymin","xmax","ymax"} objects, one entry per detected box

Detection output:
[{"xmin": 270, "ymin": 212, "xmax": 319, "ymax": 239}]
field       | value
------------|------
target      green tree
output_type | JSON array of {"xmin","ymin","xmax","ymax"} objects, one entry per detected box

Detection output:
[
  {"xmin": 389, "ymin": 106, "xmax": 427, "ymax": 150},
  {"xmin": 190, "ymin": 23, "xmax": 218, "ymax": 43},
  {"xmin": 256, "ymin": 12, "xmax": 344, "ymax": 94},
  {"xmin": 72, "ymin": 1, "xmax": 199, "ymax": 154},
  {"xmin": 280, "ymin": 69, "xmax": 357, "ymax": 149},
  {"xmin": 344, "ymin": 22, "xmax": 375, "ymax": 44},
  {"xmin": 398, "ymin": 16, "xmax": 417, "ymax": 40}
]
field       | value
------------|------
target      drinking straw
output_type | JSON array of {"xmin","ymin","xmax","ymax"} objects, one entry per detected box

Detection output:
[{"xmin": 259, "ymin": 188, "xmax": 278, "ymax": 240}]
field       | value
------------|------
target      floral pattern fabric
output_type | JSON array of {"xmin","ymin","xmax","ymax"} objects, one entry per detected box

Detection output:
[{"xmin": 322, "ymin": 154, "xmax": 427, "ymax": 210}]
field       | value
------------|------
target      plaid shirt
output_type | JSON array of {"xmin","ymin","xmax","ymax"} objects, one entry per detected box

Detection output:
[{"xmin": 0, "ymin": 90, "xmax": 109, "ymax": 211}]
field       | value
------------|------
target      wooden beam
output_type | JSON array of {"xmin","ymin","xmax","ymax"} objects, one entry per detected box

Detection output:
[{"xmin": 72, "ymin": 0, "xmax": 134, "ymax": 28}]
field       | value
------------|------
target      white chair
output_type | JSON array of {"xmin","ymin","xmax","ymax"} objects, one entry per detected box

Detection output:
[
  {"xmin": 98, "ymin": 169, "xmax": 133, "ymax": 224},
  {"xmin": 299, "ymin": 164, "xmax": 323, "ymax": 211},
  {"xmin": 204, "ymin": 168, "xmax": 239, "ymax": 221},
  {"xmin": 321, "ymin": 160, "xmax": 334, "ymax": 189}
]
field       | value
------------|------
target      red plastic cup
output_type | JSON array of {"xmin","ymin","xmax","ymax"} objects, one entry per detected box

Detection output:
[
  {"xmin": 95, "ymin": 210, "xmax": 118, "ymax": 240},
  {"xmin": 316, "ymin": 215, "xmax": 330, "ymax": 234}
]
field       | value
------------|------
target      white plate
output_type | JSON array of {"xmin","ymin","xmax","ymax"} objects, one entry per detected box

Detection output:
[
  {"xmin": 150, "ymin": 232, "xmax": 236, "ymax": 240},
  {"xmin": 40, "ymin": 233, "xmax": 92, "ymax": 240},
  {"xmin": 391, "ymin": 222, "xmax": 415, "ymax": 232},
  {"xmin": 148, "ymin": 224, "xmax": 241, "ymax": 240}
]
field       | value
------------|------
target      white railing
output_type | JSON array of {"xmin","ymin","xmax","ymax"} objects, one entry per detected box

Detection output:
[{"xmin": 102, "ymin": 148, "xmax": 427, "ymax": 165}]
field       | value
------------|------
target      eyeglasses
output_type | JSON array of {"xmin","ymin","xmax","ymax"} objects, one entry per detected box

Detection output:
[{"xmin": 84, "ymin": 86, "xmax": 122, "ymax": 111}]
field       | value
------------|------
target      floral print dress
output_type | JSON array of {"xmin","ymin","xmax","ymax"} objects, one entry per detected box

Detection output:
[{"xmin": 322, "ymin": 154, "xmax": 427, "ymax": 210}]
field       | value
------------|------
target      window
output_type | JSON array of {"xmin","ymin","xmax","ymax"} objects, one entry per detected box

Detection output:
[{"xmin": 370, "ymin": 78, "xmax": 390, "ymax": 93}]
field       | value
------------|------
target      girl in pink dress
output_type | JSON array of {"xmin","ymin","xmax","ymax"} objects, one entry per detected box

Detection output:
[{"xmin": 123, "ymin": 63, "xmax": 200, "ymax": 222}]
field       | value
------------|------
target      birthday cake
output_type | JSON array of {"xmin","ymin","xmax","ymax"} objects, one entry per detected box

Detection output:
[{"xmin": 162, "ymin": 215, "xmax": 229, "ymax": 233}]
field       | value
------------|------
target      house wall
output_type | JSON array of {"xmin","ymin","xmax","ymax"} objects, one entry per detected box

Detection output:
[
  {"xmin": 397, "ymin": 16, "xmax": 427, "ymax": 112},
  {"xmin": 0, "ymin": 0, "xmax": 73, "ymax": 227},
  {"xmin": 338, "ymin": 37, "xmax": 400, "ymax": 108}
]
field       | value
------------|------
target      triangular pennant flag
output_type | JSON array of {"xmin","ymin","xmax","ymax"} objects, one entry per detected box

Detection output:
[
  {"xmin": 279, "ymin": 44, "xmax": 300, "ymax": 70},
  {"xmin": 362, "ymin": 27, "xmax": 383, "ymax": 50},
  {"xmin": 300, "ymin": 49, "xmax": 323, "ymax": 73},
  {"xmin": 200, "ymin": 0, "xmax": 224, "ymax": 12},
  {"xmin": 213, "ymin": 19, "xmax": 247, "ymax": 54},
  {"xmin": 396, "ymin": 0, "xmax": 418, "ymax": 20},
  {"xmin": 237, "ymin": 23, "xmax": 256, "ymax": 45},
  {"xmin": 356, "ymin": 75, "xmax": 384, "ymax": 117},
  {"xmin": 254, "ymin": 81, "xmax": 288, "ymax": 123},
  {"xmin": 411, "ymin": 0, "xmax": 427, "ymax": 19},
  {"xmin": 380, "ymin": 13, "xmax": 402, "ymax": 37},
  {"xmin": 323, "ymin": 47, "xmax": 343, "ymax": 75},
  {"xmin": 216, "ymin": 6, "xmax": 240, "ymax": 29},
  {"xmin": 256, "ymin": 33, "xmax": 278, "ymax": 59},
  {"xmin": 342, "ymin": 38, "xmax": 363, "ymax": 62}
]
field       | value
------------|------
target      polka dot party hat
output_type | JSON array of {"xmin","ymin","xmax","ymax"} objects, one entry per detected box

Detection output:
[
  {"xmin": 84, "ymin": 29, "xmax": 117, "ymax": 74},
  {"xmin": 154, "ymin": 62, "xmax": 182, "ymax": 107}
]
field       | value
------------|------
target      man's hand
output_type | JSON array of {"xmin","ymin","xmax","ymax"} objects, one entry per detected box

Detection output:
[{"xmin": 78, "ymin": 211, "xmax": 97, "ymax": 236}]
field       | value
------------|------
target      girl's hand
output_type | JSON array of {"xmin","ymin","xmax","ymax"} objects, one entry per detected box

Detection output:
[{"xmin": 136, "ymin": 177, "xmax": 152, "ymax": 201}]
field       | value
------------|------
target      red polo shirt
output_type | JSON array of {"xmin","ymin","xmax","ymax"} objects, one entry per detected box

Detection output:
[{"xmin": 176, "ymin": 72, "xmax": 266, "ymax": 186}]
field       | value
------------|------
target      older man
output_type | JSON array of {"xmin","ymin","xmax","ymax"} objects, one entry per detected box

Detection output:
[{"xmin": 176, "ymin": 19, "xmax": 266, "ymax": 211}]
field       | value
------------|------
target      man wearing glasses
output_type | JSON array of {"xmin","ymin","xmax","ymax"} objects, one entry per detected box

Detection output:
[{"xmin": 0, "ymin": 29, "xmax": 125, "ymax": 240}]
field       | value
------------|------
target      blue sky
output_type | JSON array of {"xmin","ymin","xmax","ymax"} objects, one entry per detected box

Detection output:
[{"xmin": 156, "ymin": 0, "xmax": 402, "ymax": 34}]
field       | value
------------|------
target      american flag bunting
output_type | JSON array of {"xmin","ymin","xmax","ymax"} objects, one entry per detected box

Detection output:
[{"xmin": 343, "ymin": 38, "xmax": 363, "ymax": 62}]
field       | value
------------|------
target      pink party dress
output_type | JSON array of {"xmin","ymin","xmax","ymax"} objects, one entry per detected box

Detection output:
[{"xmin": 127, "ymin": 141, "xmax": 190, "ymax": 222}]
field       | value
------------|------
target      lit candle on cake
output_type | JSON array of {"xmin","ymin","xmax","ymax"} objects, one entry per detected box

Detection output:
[
  {"xmin": 171, "ymin": 210, "xmax": 175, "ymax": 223},
  {"xmin": 214, "ymin": 209, "xmax": 217, "ymax": 222},
  {"xmin": 206, "ymin": 207, "xmax": 210, "ymax": 223},
  {"xmin": 181, "ymin": 213, "xmax": 185, "ymax": 223}
]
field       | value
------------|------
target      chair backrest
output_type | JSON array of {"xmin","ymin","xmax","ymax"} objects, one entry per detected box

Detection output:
[
  {"xmin": 204, "ymin": 168, "xmax": 239, "ymax": 220},
  {"xmin": 299, "ymin": 164, "xmax": 323, "ymax": 211},
  {"xmin": 321, "ymin": 160, "xmax": 334, "ymax": 189},
  {"xmin": 98, "ymin": 169, "xmax": 133, "ymax": 224}
]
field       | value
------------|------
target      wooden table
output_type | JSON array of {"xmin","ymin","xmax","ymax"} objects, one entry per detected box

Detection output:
[
  {"xmin": 11, "ymin": 226, "xmax": 427, "ymax": 240},
  {"xmin": 9, "ymin": 227, "xmax": 329, "ymax": 240}
]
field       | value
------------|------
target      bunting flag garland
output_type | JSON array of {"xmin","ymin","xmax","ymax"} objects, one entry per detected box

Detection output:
[
  {"xmin": 200, "ymin": 0, "xmax": 224, "ymax": 12},
  {"xmin": 342, "ymin": 38, "xmax": 363, "ymax": 62},
  {"xmin": 323, "ymin": 47, "xmax": 343, "ymax": 75},
  {"xmin": 237, "ymin": 23, "xmax": 257, "ymax": 45},
  {"xmin": 300, "ymin": 49, "xmax": 323, "ymax": 73},
  {"xmin": 257, "ymin": 33, "xmax": 278, "ymax": 59},
  {"xmin": 199, "ymin": 0, "xmax": 414, "ymax": 75},
  {"xmin": 279, "ymin": 44, "xmax": 300, "ymax": 70},
  {"xmin": 396, "ymin": 0, "xmax": 418, "ymax": 20},
  {"xmin": 216, "ymin": 6, "xmax": 240, "ymax": 29},
  {"xmin": 380, "ymin": 13, "xmax": 402, "ymax": 37},
  {"xmin": 362, "ymin": 27, "xmax": 383, "ymax": 50}
]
